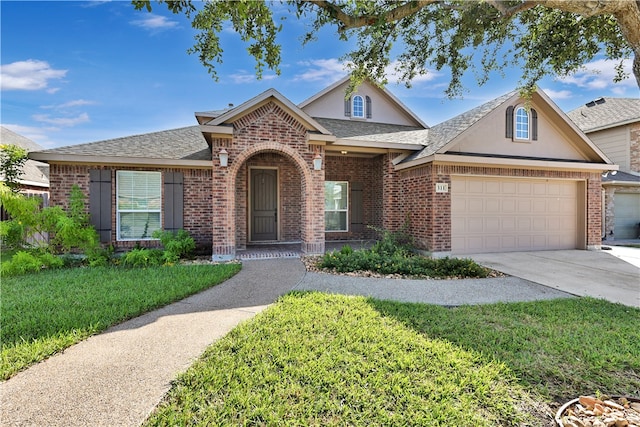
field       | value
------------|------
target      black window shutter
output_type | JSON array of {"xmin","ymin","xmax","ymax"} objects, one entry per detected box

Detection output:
[
  {"xmin": 531, "ymin": 108, "xmax": 538, "ymax": 141},
  {"xmin": 505, "ymin": 106, "xmax": 514, "ymax": 139},
  {"xmin": 164, "ymin": 172, "xmax": 184, "ymax": 232},
  {"xmin": 350, "ymin": 182, "xmax": 363, "ymax": 233},
  {"xmin": 89, "ymin": 169, "xmax": 112, "ymax": 243},
  {"xmin": 366, "ymin": 96, "xmax": 372, "ymax": 118},
  {"xmin": 344, "ymin": 97, "xmax": 351, "ymax": 117}
]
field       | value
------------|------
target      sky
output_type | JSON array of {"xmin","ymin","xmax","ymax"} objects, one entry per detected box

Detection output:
[{"xmin": 1, "ymin": 0, "xmax": 639, "ymax": 149}]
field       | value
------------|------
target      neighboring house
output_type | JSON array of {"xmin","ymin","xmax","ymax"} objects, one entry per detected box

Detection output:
[
  {"xmin": 567, "ymin": 98, "xmax": 640, "ymax": 241},
  {"xmin": 1, "ymin": 126, "xmax": 50, "ymax": 220},
  {"xmin": 30, "ymin": 77, "xmax": 614, "ymax": 259}
]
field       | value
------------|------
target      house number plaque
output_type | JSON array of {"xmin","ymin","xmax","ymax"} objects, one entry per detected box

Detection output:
[{"xmin": 435, "ymin": 183, "xmax": 449, "ymax": 193}]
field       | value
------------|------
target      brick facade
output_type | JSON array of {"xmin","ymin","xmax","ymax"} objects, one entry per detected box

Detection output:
[
  {"xmin": 394, "ymin": 164, "xmax": 602, "ymax": 253},
  {"xmin": 48, "ymin": 164, "xmax": 213, "ymax": 250},
  {"xmin": 324, "ymin": 155, "xmax": 383, "ymax": 241},
  {"xmin": 209, "ymin": 101, "xmax": 325, "ymax": 258}
]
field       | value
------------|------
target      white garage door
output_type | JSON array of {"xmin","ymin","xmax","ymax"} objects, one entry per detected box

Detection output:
[
  {"xmin": 451, "ymin": 177, "xmax": 578, "ymax": 254},
  {"xmin": 614, "ymin": 193, "xmax": 640, "ymax": 239}
]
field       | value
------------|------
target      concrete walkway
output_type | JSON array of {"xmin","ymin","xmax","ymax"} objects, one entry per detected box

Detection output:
[
  {"xmin": 468, "ymin": 250, "xmax": 640, "ymax": 308},
  {"xmin": 0, "ymin": 259, "xmax": 305, "ymax": 427}
]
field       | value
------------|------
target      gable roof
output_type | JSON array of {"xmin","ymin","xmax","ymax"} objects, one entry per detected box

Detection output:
[
  {"xmin": 1, "ymin": 126, "xmax": 49, "ymax": 188},
  {"xmin": 398, "ymin": 88, "xmax": 612, "ymax": 169},
  {"xmin": 201, "ymin": 88, "xmax": 333, "ymax": 135},
  {"xmin": 400, "ymin": 91, "xmax": 516, "ymax": 163},
  {"xmin": 299, "ymin": 76, "xmax": 428, "ymax": 128},
  {"xmin": 567, "ymin": 98, "xmax": 640, "ymax": 132}
]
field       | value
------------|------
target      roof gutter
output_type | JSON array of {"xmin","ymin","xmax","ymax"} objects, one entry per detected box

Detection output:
[
  {"xmin": 395, "ymin": 153, "xmax": 619, "ymax": 173},
  {"xmin": 29, "ymin": 153, "xmax": 212, "ymax": 169}
]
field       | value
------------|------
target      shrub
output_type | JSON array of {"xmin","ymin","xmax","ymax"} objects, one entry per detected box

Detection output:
[
  {"xmin": 152, "ymin": 229, "xmax": 196, "ymax": 264},
  {"xmin": 121, "ymin": 248, "xmax": 164, "ymax": 268},
  {"xmin": 1, "ymin": 250, "xmax": 64, "ymax": 277}
]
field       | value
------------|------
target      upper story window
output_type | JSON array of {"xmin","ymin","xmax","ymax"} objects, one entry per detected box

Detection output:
[
  {"xmin": 506, "ymin": 105, "xmax": 538, "ymax": 141},
  {"xmin": 515, "ymin": 107, "xmax": 529, "ymax": 140},
  {"xmin": 344, "ymin": 95, "xmax": 372, "ymax": 119}
]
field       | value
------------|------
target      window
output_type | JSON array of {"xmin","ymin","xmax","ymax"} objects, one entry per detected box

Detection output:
[
  {"xmin": 116, "ymin": 171, "xmax": 161, "ymax": 240},
  {"xmin": 506, "ymin": 105, "xmax": 538, "ymax": 141},
  {"xmin": 352, "ymin": 95, "xmax": 364, "ymax": 118},
  {"xmin": 515, "ymin": 107, "xmax": 529, "ymax": 140},
  {"xmin": 325, "ymin": 181, "xmax": 348, "ymax": 232}
]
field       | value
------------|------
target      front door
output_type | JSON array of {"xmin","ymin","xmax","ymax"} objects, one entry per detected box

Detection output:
[{"xmin": 250, "ymin": 168, "xmax": 278, "ymax": 241}]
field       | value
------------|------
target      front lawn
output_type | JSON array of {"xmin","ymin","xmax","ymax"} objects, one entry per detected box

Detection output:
[
  {"xmin": 0, "ymin": 263, "xmax": 241, "ymax": 380},
  {"xmin": 144, "ymin": 293, "xmax": 640, "ymax": 426}
]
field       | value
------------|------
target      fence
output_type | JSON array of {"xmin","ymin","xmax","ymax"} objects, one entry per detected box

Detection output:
[{"xmin": 1, "ymin": 191, "xmax": 50, "ymax": 246}]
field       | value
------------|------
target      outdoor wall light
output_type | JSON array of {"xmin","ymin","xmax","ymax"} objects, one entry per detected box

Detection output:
[
  {"xmin": 313, "ymin": 152, "xmax": 323, "ymax": 170},
  {"xmin": 219, "ymin": 148, "xmax": 229, "ymax": 167},
  {"xmin": 601, "ymin": 170, "xmax": 617, "ymax": 178}
]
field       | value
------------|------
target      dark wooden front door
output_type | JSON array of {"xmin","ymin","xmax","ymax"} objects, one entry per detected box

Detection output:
[{"xmin": 250, "ymin": 169, "xmax": 278, "ymax": 241}]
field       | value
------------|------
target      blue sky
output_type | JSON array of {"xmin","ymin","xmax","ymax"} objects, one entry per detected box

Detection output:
[{"xmin": 1, "ymin": 0, "xmax": 638, "ymax": 149}]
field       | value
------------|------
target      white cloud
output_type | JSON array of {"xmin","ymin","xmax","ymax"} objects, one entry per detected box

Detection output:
[
  {"xmin": 542, "ymin": 88, "xmax": 573, "ymax": 100},
  {"xmin": 228, "ymin": 71, "xmax": 278, "ymax": 84},
  {"xmin": 32, "ymin": 113, "xmax": 90, "ymax": 127},
  {"xmin": 130, "ymin": 14, "xmax": 179, "ymax": 31},
  {"xmin": 0, "ymin": 60, "xmax": 67, "ymax": 91},
  {"xmin": 557, "ymin": 58, "xmax": 635, "ymax": 91},
  {"xmin": 294, "ymin": 59, "xmax": 349, "ymax": 83},
  {"xmin": 41, "ymin": 99, "xmax": 96, "ymax": 110}
]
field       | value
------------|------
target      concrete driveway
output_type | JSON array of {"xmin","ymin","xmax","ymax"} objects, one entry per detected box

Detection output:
[{"xmin": 468, "ymin": 250, "xmax": 640, "ymax": 308}]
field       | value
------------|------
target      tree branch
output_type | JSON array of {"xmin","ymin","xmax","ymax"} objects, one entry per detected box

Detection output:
[{"xmin": 307, "ymin": 0, "xmax": 438, "ymax": 30}]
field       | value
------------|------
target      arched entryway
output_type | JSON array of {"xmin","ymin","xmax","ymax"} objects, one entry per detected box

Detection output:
[{"xmin": 211, "ymin": 141, "xmax": 325, "ymax": 260}]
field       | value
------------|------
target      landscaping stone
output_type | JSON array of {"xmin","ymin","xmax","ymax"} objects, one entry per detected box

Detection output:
[{"xmin": 557, "ymin": 396, "xmax": 640, "ymax": 427}]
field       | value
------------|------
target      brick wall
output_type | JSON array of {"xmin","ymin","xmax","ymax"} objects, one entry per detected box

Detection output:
[
  {"xmin": 48, "ymin": 164, "xmax": 214, "ymax": 250},
  {"xmin": 325, "ymin": 155, "xmax": 383, "ymax": 241},
  {"xmin": 210, "ymin": 101, "xmax": 325, "ymax": 256},
  {"xmin": 396, "ymin": 164, "xmax": 602, "ymax": 253}
]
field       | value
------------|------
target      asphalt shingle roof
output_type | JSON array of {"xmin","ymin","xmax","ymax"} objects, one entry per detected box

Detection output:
[
  {"xmin": 1, "ymin": 126, "xmax": 49, "ymax": 186},
  {"xmin": 403, "ymin": 91, "xmax": 516, "ymax": 162},
  {"xmin": 313, "ymin": 117, "xmax": 425, "ymax": 139},
  {"xmin": 567, "ymin": 98, "xmax": 640, "ymax": 132},
  {"xmin": 602, "ymin": 170, "xmax": 640, "ymax": 183},
  {"xmin": 37, "ymin": 126, "xmax": 211, "ymax": 161}
]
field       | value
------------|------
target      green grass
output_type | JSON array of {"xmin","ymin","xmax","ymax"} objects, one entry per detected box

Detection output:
[
  {"xmin": 0, "ymin": 263, "xmax": 241, "ymax": 380},
  {"xmin": 145, "ymin": 293, "xmax": 640, "ymax": 426},
  {"xmin": 371, "ymin": 297, "xmax": 640, "ymax": 403}
]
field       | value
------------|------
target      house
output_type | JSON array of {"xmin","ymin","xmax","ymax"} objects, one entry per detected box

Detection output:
[
  {"xmin": 1, "ymin": 126, "xmax": 50, "ymax": 219},
  {"xmin": 29, "ymin": 77, "xmax": 615, "ymax": 259},
  {"xmin": 567, "ymin": 98, "xmax": 640, "ymax": 241}
]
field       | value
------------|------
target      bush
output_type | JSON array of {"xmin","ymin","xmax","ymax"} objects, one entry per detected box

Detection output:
[
  {"xmin": 319, "ymin": 227, "xmax": 489, "ymax": 279},
  {"xmin": 1, "ymin": 250, "xmax": 64, "ymax": 277},
  {"xmin": 152, "ymin": 229, "xmax": 196, "ymax": 264},
  {"xmin": 121, "ymin": 248, "xmax": 164, "ymax": 268}
]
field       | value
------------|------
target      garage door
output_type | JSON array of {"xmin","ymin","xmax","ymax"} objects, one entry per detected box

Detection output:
[
  {"xmin": 614, "ymin": 193, "xmax": 640, "ymax": 239},
  {"xmin": 451, "ymin": 177, "xmax": 578, "ymax": 254}
]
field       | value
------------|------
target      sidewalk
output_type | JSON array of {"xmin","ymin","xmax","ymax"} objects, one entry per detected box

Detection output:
[{"xmin": 0, "ymin": 259, "xmax": 305, "ymax": 427}]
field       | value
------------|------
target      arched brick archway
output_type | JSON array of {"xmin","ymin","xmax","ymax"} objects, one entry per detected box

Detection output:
[{"xmin": 211, "ymin": 142, "xmax": 325, "ymax": 260}]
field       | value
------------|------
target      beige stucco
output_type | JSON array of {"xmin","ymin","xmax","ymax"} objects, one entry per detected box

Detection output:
[
  {"xmin": 300, "ymin": 80, "xmax": 423, "ymax": 126},
  {"xmin": 445, "ymin": 101, "xmax": 595, "ymax": 162}
]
